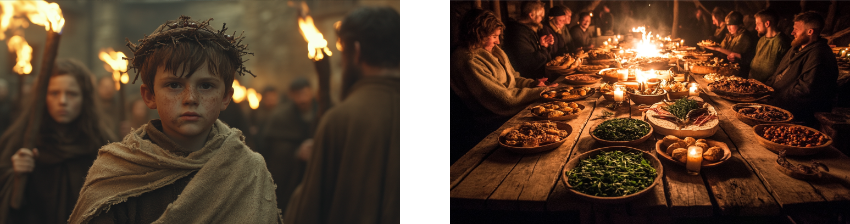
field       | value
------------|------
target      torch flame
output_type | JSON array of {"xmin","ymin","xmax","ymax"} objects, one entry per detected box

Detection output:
[
  {"xmin": 297, "ymin": 2, "xmax": 332, "ymax": 61},
  {"xmin": 247, "ymin": 88, "xmax": 262, "ymax": 109},
  {"xmin": 98, "ymin": 48, "xmax": 128, "ymax": 90},
  {"xmin": 0, "ymin": 1, "xmax": 65, "ymax": 38},
  {"xmin": 7, "ymin": 35, "xmax": 31, "ymax": 75},
  {"xmin": 232, "ymin": 79, "xmax": 247, "ymax": 103}
]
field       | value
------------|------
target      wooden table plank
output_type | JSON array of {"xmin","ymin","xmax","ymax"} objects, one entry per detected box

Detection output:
[{"xmin": 627, "ymin": 104, "xmax": 670, "ymax": 216}]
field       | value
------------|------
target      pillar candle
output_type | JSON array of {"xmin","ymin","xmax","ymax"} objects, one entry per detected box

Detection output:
[{"xmin": 686, "ymin": 146, "xmax": 703, "ymax": 175}]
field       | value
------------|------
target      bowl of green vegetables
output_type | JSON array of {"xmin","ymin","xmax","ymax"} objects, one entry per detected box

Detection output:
[
  {"xmin": 562, "ymin": 146, "xmax": 663, "ymax": 203},
  {"xmin": 591, "ymin": 118, "xmax": 654, "ymax": 146}
]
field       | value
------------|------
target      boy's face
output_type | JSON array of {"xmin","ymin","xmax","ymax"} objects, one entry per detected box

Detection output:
[{"xmin": 141, "ymin": 63, "xmax": 233, "ymax": 139}]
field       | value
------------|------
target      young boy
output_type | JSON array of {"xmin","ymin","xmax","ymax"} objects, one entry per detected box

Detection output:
[{"xmin": 68, "ymin": 16, "xmax": 282, "ymax": 224}]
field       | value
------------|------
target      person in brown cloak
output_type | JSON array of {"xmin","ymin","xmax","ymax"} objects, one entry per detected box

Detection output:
[
  {"xmin": 0, "ymin": 59, "xmax": 117, "ymax": 224},
  {"xmin": 68, "ymin": 16, "xmax": 282, "ymax": 224},
  {"xmin": 283, "ymin": 7, "xmax": 400, "ymax": 224}
]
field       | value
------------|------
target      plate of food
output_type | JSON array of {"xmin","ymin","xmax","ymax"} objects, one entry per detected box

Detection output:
[
  {"xmin": 775, "ymin": 149, "xmax": 829, "ymax": 180},
  {"xmin": 644, "ymin": 98, "xmax": 720, "ymax": 138},
  {"xmin": 626, "ymin": 87, "xmax": 667, "ymax": 105},
  {"xmin": 562, "ymin": 146, "xmax": 662, "ymax": 203},
  {"xmin": 591, "ymin": 118, "xmax": 654, "ymax": 146},
  {"xmin": 598, "ymin": 68, "xmax": 626, "ymax": 81},
  {"xmin": 654, "ymin": 135, "xmax": 730, "ymax": 167},
  {"xmin": 753, "ymin": 124, "xmax": 832, "ymax": 156},
  {"xmin": 697, "ymin": 40, "xmax": 718, "ymax": 48},
  {"xmin": 659, "ymin": 80, "xmax": 690, "ymax": 99},
  {"xmin": 563, "ymin": 74, "xmax": 603, "ymax": 85},
  {"xmin": 732, "ymin": 103, "xmax": 793, "ymax": 126},
  {"xmin": 530, "ymin": 102, "xmax": 587, "ymax": 120},
  {"xmin": 540, "ymin": 87, "xmax": 596, "ymax": 102},
  {"xmin": 546, "ymin": 54, "xmax": 579, "ymax": 70},
  {"xmin": 588, "ymin": 51, "xmax": 618, "ymax": 65},
  {"xmin": 707, "ymin": 79, "xmax": 773, "ymax": 97},
  {"xmin": 577, "ymin": 64, "xmax": 609, "ymax": 74},
  {"xmin": 703, "ymin": 73, "xmax": 743, "ymax": 83},
  {"xmin": 499, "ymin": 121, "xmax": 573, "ymax": 154}
]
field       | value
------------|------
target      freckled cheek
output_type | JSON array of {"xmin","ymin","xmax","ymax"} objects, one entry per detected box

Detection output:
[{"xmin": 199, "ymin": 95, "xmax": 223, "ymax": 117}]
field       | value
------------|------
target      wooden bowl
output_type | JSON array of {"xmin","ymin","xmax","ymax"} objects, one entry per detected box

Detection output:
[
  {"xmin": 530, "ymin": 103, "xmax": 587, "ymax": 121},
  {"xmin": 667, "ymin": 91, "xmax": 690, "ymax": 100},
  {"xmin": 627, "ymin": 90, "xmax": 667, "ymax": 106},
  {"xmin": 645, "ymin": 102, "xmax": 720, "ymax": 139},
  {"xmin": 752, "ymin": 124, "xmax": 833, "ymax": 156},
  {"xmin": 654, "ymin": 139, "xmax": 731, "ymax": 167},
  {"xmin": 561, "ymin": 146, "xmax": 663, "ymax": 203},
  {"xmin": 499, "ymin": 122, "xmax": 573, "ymax": 154},
  {"xmin": 591, "ymin": 120, "xmax": 654, "ymax": 146},
  {"xmin": 732, "ymin": 103, "xmax": 794, "ymax": 126}
]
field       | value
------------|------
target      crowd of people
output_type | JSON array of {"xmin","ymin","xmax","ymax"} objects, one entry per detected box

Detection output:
[
  {"xmin": 0, "ymin": 6, "xmax": 399, "ymax": 224},
  {"xmin": 451, "ymin": 2, "xmax": 845, "ymax": 163}
]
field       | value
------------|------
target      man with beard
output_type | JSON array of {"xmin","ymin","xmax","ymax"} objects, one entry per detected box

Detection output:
[
  {"xmin": 570, "ymin": 12, "xmax": 594, "ymax": 52},
  {"xmin": 705, "ymin": 11, "xmax": 757, "ymax": 78},
  {"xmin": 538, "ymin": 5, "xmax": 572, "ymax": 58},
  {"xmin": 765, "ymin": 11, "xmax": 838, "ymax": 127},
  {"xmin": 747, "ymin": 9, "xmax": 791, "ymax": 82},
  {"xmin": 283, "ymin": 7, "xmax": 399, "ymax": 224},
  {"xmin": 503, "ymin": 1, "xmax": 553, "ymax": 80}
]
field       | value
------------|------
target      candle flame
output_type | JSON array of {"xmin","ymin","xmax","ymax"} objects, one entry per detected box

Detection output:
[
  {"xmin": 630, "ymin": 26, "xmax": 664, "ymax": 58},
  {"xmin": 98, "ymin": 48, "xmax": 128, "ymax": 90},
  {"xmin": 232, "ymin": 79, "xmax": 247, "ymax": 103},
  {"xmin": 6, "ymin": 35, "xmax": 31, "ymax": 75},
  {"xmin": 297, "ymin": 3, "xmax": 332, "ymax": 61},
  {"xmin": 247, "ymin": 87, "xmax": 262, "ymax": 109},
  {"xmin": 0, "ymin": 0, "xmax": 64, "ymax": 39}
]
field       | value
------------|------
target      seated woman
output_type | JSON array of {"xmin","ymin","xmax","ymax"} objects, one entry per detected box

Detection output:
[
  {"xmin": 705, "ymin": 11, "xmax": 757, "ymax": 78},
  {"xmin": 0, "ymin": 59, "xmax": 116, "ymax": 224},
  {"xmin": 450, "ymin": 8, "xmax": 555, "ymax": 163}
]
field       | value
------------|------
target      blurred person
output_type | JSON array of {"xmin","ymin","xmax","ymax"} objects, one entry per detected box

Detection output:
[
  {"xmin": 502, "ymin": 1, "xmax": 554, "ymax": 80},
  {"xmin": 597, "ymin": 5, "xmax": 614, "ymax": 36},
  {"xmin": 765, "ymin": 11, "xmax": 838, "ymax": 127},
  {"xmin": 0, "ymin": 59, "xmax": 117, "ymax": 224},
  {"xmin": 570, "ymin": 11, "xmax": 594, "ymax": 52},
  {"xmin": 748, "ymin": 9, "xmax": 791, "ymax": 82},
  {"xmin": 710, "ymin": 7, "xmax": 729, "ymax": 43},
  {"xmin": 450, "ymin": 8, "xmax": 554, "ymax": 163},
  {"xmin": 0, "ymin": 79, "xmax": 11, "ymax": 134},
  {"xmin": 539, "ymin": 5, "xmax": 573, "ymax": 58},
  {"xmin": 705, "ymin": 11, "xmax": 758, "ymax": 78},
  {"xmin": 284, "ymin": 7, "xmax": 399, "ymax": 224},
  {"xmin": 257, "ymin": 77, "xmax": 315, "ymax": 212},
  {"xmin": 118, "ymin": 97, "xmax": 151, "ymax": 137},
  {"xmin": 96, "ymin": 76, "xmax": 120, "ymax": 135},
  {"xmin": 250, "ymin": 86, "xmax": 280, "ymax": 136}
]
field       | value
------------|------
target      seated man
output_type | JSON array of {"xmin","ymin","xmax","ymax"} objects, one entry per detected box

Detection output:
[
  {"xmin": 570, "ymin": 12, "xmax": 594, "ymax": 52},
  {"xmin": 765, "ymin": 11, "xmax": 839, "ymax": 127},
  {"xmin": 538, "ymin": 5, "xmax": 572, "ymax": 58},
  {"xmin": 705, "ymin": 11, "xmax": 758, "ymax": 78},
  {"xmin": 748, "ymin": 9, "xmax": 791, "ymax": 82},
  {"xmin": 502, "ymin": 1, "xmax": 553, "ymax": 80}
]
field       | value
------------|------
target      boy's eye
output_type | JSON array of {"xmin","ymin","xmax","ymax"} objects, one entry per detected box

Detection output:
[
  {"xmin": 200, "ymin": 83, "xmax": 214, "ymax": 89},
  {"xmin": 166, "ymin": 82, "xmax": 182, "ymax": 89}
]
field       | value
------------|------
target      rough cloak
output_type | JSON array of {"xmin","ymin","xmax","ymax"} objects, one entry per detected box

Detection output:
[{"xmin": 68, "ymin": 120, "xmax": 283, "ymax": 224}]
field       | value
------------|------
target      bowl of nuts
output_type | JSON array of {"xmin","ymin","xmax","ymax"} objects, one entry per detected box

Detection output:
[
  {"xmin": 732, "ymin": 103, "xmax": 794, "ymax": 126},
  {"xmin": 753, "ymin": 124, "xmax": 833, "ymax": 156}
]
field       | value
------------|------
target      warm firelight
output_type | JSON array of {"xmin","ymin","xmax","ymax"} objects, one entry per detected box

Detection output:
[
  {"xmin": 247, "ymin": 87, "xmax": 262, "ymax": 110},
  {"xmin": 631, "ymin": 26, "xmax": 664, "ymax": 58},
  {"xmin": 297, "ymin": 2, "xmax": 332, "ymax": 61},
  {"xmin": 98, "ymin": 48, "xmax": 128, "ymax": 90},
  {"xmin": 0, "ymin": 0, "xmax": 65, "ymax": 39},
  {"xmin": 6, "ymin": 35, "xmax": 31, "ymax": 75},
  {"xmin": 232, "ymin": 79, "xmax": 247, "ymax": 103}
]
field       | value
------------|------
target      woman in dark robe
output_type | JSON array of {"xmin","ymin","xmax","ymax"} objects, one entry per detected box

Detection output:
[{"xmin": 0, "ymin": 59, "xmax": 117, "ymax": 224}]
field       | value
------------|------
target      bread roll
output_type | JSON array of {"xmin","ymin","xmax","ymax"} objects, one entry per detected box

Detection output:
[
  {"xmin": 703, "ymin": 146, "xmax": 723, "ymax": 162},
  {"xmin": 672, "ymin": 148, "xmax": 688, "ymax": 163},
  {"xmin": 662, "ymin": 135, "xmax": 681, "ymax": 147},
  {"xmin": 684, "ymin": 137, "xmax": 696, "ymax": 146}
]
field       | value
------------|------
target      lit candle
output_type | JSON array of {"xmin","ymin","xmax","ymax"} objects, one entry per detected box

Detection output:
[
  {"xmin": 604, "ymin": 41, "xmax": 608, "ymax": 47},
  {"xmin": 686, "ymin": 146, "xmax": 703, "ymax": 175},
  {"xmin": 689, "ymin": 83, "xmax": 699, "ymax": 97},
  {"xmin": 614, "ymin": 87, "xmax": 624, "ymax": 102},
  {"xmin": 618, "ymin": 69, "xmax": 628, "ymax": 81},
  {"xmin": 681, "ymin": 40, "xmax": 685, "ymax": 45}
]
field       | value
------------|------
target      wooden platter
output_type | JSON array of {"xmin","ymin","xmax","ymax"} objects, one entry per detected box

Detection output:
[
  {"xmin": 752, "ymin": 124, "xmax": 833, "ymax": 156},
  {"xmin": 654, "ymin": 139, "xmax": 731, "ymax": 167},
  {"xmin": 498, "ymin": 122, "xmax": 573, "ymax": 154},
  {"xmin": 530, "ymin": 103, "xmax": 587, "ymax": 121}
]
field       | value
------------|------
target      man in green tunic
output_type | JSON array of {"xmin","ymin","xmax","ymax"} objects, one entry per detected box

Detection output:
[
  {"xmin": 705, "ymin": 11, "xmax": 758, "ymax": 78},
  {"xmin": 748, "ymin": 10, "xmax": 791, "ymax": 82}
]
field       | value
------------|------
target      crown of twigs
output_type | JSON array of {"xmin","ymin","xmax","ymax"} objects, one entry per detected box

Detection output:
[{"xmin": 124, "ymin": 15, "xmax": 254, "ymax": 83}]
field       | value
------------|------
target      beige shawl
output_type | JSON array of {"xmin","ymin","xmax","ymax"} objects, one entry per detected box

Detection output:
[{"xmin": 68, "ymin": 120, "xmax": 282, "ymax": 224}]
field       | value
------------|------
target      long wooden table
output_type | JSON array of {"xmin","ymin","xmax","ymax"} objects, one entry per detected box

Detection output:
[{"xmin": 450, "ymin": 73, "xmax": 850, "ymax": 223}]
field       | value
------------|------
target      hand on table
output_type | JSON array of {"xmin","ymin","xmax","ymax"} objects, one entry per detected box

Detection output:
[
  {"xmin": 727, "ymin": 53, "xmax": 741, "ymax": 62},
  {"xmin": 11, "ymin": 148, "xmax": 38, "ymax": 174},
  {"xmin": 537, "ymin": 78, "xmax": 558, "ymax": 87}
]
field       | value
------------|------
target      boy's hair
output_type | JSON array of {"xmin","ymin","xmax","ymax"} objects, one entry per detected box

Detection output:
[{"xmin": 125, "ymin": 15, "xmax": 254, "ymax": 94}]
